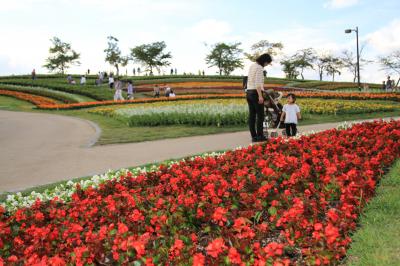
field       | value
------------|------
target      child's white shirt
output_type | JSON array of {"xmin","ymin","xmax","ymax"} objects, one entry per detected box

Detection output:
[{"xmin": 283, "ymin": 104, "xmax": 300, "ymax": 124}]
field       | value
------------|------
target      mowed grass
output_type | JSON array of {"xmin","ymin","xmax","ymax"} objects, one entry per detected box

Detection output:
[
  {"xmin": 344, "ymin": 160, "xmax": 400, "ymax": 266},
  {"xmin": 1, "ymin": 95, "xmax": 400, "ymax": 145}
]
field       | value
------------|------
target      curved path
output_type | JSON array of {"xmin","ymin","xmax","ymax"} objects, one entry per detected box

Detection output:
[{"xmin": 0, "ymin": 110, "xmax": 398, "ymax": 193}]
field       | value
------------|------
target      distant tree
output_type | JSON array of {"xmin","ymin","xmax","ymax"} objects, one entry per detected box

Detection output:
[
  {"xmin": 280, "ymin": 57, "xmax": 299, "ymax": 79},
  {"xmin": 205, "ymin": 42, "xmax": 243, "ymax": 75},
  {"xmin": 292, "ymin": 48, "xmax": 316, "ymax": 80},
  {"xmin": 379, "ymin": 50, "xmax": 400, "ymax": 87},
  {"xmin": 325, "ymin": 56, "xmax": 343, "ymax": 81},
  {"xmin": 341, "ymin": 46, "xmax": 371, "ymax": 83},
  {"xmin": 315, "ymin": 53, "xmax": 332, "ymax": 81},
  {"xmin": 104, "ymin": 36, "xmax": 128, "ymax": 76},
  {"xmin": 43, "ymin": 37, "xmax": 80, "ymax": 74},
  {"xmin": 245, "ymin": 40, "xmax": 283, "ymax": 61},
  {"xmin": 130, "ymin": 41, "xmax": 172, "ymax": 75}
]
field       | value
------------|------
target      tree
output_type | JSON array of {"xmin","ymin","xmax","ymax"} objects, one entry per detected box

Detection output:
[
  {"xmin": 130, "ymin": 41, "xmax": 172, "ymax": 75},
  {"xmin": 245, "ymin": 40, "xmax": 283, "ymax": 61},
  {"xmin": 205, "ymin": 42, "xmax": 243, "ymax": 75},
  {"xmin": 43, "ymin": 37, "xmax": 80, "ymax": 74},
  {"xmin": 325, "ymin": 56, "xmax": 343, "ymax": 81},
  {"xmin": 104, "ymin": 36, "xmax": 128, "ymax": 76},
  {"xmin": 280, "ymin": 57, "xmax": 299, "ymax": 79},
  {"xmin": 292, "ymin": 48, "xmax": 316, "ymax": 80},
  {"xmin": 315, "ymin": 53, "xmax": 331, "ymax": 81},
  {"xmin": 379, "ymin": 50, "xmax": 400, "ymax": 87},
  {"xmin": 341, "ymin": 46, "xmax": 371, "ymax": 83}
]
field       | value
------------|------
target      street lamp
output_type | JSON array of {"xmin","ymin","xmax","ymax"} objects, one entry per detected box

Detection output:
[{"xmin": 345, "ymin": 27, "xmax": 361, "ymax": 90}]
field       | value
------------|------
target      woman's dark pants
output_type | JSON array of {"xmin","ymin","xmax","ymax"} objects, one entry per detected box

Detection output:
[{"xmin": 246, "ymin": 91, "xmax": 265, "ymax": 139}]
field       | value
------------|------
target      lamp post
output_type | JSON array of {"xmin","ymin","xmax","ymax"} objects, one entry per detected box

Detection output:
[{"xmin": 345, "ymin": 27, "xmax": 361, "ymax": 90}]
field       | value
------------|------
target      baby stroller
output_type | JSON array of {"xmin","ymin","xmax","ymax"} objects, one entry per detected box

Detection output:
[{"xmin": 263, "ymin": 89, "xmax": 285, "ymax": 137}]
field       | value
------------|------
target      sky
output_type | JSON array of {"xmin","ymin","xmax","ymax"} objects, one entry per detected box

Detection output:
[{"xmin": 0, "ymin": 0, "xmax": 399, "ymax": 82}]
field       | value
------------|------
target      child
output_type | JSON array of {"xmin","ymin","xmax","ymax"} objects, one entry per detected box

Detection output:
[
  {"xmin": 280, "ymin": 93, "xmax": 301, "ymax": 137},
  {"xmin": 127, "ymin": 80, "xmax": 134, "ymax": 100},
  {"xmin": 169, "ymin": 89, "xmax": 176, "ymax": 97}
]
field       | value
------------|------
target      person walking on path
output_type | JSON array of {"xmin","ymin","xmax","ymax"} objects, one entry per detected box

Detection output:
[
  {"xmin": 108, "ymin": 74, "xmax": 115, "ymax": 89},
  {"xmin": 31, "ymin": 69, "xmax": 36, "ymax": 80},
  {"xmin": 281, "ymin": 93, "xmax": 301, "ymax": 137},
  {"xmin": 246, "ymin": 53, "xmax": 272, "ymax": 142},
  {"xmin": 154, "ymin": 85, "xmax": 160, "ymax": 98},
  {"xmin": 113, "ymin": 78, "xmax": 124, "ymax": 101},
  {"xmin": 127, "ymin": 80, "xmax": 135, "ymax": 100},
  {"xmin": 80, "ymin": 75, "xmax": 86, "ymax": 85},
  {"xmin": 386, "ymin": 76, "xmax": 392, "ymax": 92}
]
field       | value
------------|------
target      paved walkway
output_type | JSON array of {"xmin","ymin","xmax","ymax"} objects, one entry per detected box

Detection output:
[{"xmin": 0, "ymin": 110, "xmax": 398, "ymax": 193}]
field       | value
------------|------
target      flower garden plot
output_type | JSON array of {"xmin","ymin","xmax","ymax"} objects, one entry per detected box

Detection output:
[
  {"xmin": 89, "ymin": 98, "xmax": 399, "ymax": 127},
  {"xmin": 26, "ymin": 91, "xmax": 400, "ymax": 110},
  {"xmin": 0, "ymin": 120, "xmax": 399, "ymax": 265},
  {"xmin": 0, "ymin": 89, "xmax": 57, "ymax": 107}
]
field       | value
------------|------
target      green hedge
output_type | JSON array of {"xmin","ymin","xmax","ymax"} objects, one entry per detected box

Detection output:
[
  {"xmin": 0, "ymin": 79, "xmax": 115, "ymax": 101},
  {"xmin": 0, "ymin": 84, "xmax": 93, "ymax": 103}
]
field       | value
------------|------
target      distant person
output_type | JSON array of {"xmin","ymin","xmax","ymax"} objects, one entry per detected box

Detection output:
[
  {"xmin": 280, "ymin": 93, "xmax": 301, "ymax": 137},
  {"xmin": 87, "ymin": 69, "xmax": 90, "ymax": 75},
  {"xmin": 67, "ymin": 75, "xmax": 73, "ymax": 84},
  {"xmin": 127, "ymin": 80, "xmax": 134, "ymax": 100},
  {"xmin": 169, "ymin": 89, "xmax": 176, "ymax": 97},
  {"xmin": 382, "ymin": 81, "xmax": 386, "ymax": 91},
  {"xmin": 113, "ymin": 78, "xmax": 124, "ymax": 101},
  {"xmin": 392, "ymin": 79, "xmax": 397, "ymax": 92},
  {"xmin": 170, "ymin": 68, "xmax": 174, "ymax": 75},
  {"xmin": 386, "ymin": 76, "xmax": 392, "ymax": 92},
  {"xmin": 154, "ymin": 85, "xmax": 160, "ymax": 98},
  {"xmin": 80, "ymin": 75, "xmax": 86, "ymax": 85},
  {"xmin": 137, "ymin": 67, "xmax": 141, "ymax": 75},
  {"xmin": 202, "ymin": 70, "xmax": 205, "ymax": 76},
  {"xmin": 108, "ymin": 74, "xmax": 114, "ymax": 89},
  {"xmin": 133, "ymin": 68, "xmax": 136, "ymax": 76},
  {"xmin": 174, "ymin": 68, "xmax": 177, "ymax": 75},
  {"xmin": 164, "ymin": 85, "xmax": 171, "ymax": 97},
  {"xmin": 31, "ymin": 69, "xmax": 36, "ymax": 80},
  {"xmin": 246, "ymin": 53, "xmax": 272, "ymax": 142}
]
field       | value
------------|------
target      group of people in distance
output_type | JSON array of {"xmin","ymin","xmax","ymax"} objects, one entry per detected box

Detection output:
[
  {"xmin": 153, "ymin": 84, "xmax": 176, "ymax": 98},
  {"xmin": 382, "ymin": 76, "xmax": 398, "ymax": 92},
  {"xmin": 66, "ymin": 75, "xmax": 87, "ymax": 85}
]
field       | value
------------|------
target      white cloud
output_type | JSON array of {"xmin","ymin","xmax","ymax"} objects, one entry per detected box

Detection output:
[
  {"xmin": 324, "ymin": 0, "xmax": 359, "ymax": 9},
  {"xmin": 366, "ymin": 19, "xmax": 400, "ymax": 54},
  {"xmin": 186, "ymin": 19, "xmax": 233, "ymax": 43}
]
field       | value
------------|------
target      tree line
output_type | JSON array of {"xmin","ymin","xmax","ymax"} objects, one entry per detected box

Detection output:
[{"xmin": 43, "ymin": 36, "xmax": 400, "ymax": 84}]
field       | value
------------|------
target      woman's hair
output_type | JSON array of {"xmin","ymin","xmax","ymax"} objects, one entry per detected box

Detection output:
[
  {"xmin": 287, "ymin": 93, "xmax": 296, "ymax": 102},
  {"xmin": 256, "ymin": 53, "xmax": 273, "ymax": 66}
]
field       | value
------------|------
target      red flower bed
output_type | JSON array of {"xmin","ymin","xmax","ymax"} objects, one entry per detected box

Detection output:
[{"xmin": 1, "ymin": 121, "xmax": 399, "ymax": 265}]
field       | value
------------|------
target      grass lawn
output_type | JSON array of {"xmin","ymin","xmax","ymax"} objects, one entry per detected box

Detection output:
[
  {"xmin": 344, "ymin": 160, "xmax": 400, "ymax": 266},
  {"xmin": 1, "ymin": 95, "xmax": 400, "ymax": 145}
]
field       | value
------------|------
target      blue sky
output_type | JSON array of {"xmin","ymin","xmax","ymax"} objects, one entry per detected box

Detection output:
[{"xmin": 0, "ymin": 0, "xmax": 399, "ymax": 82}]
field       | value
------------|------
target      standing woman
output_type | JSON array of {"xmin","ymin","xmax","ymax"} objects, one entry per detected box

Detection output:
[{"xmin": 246, "ymin": 53, "xmax": 272, "ymax": 142}]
